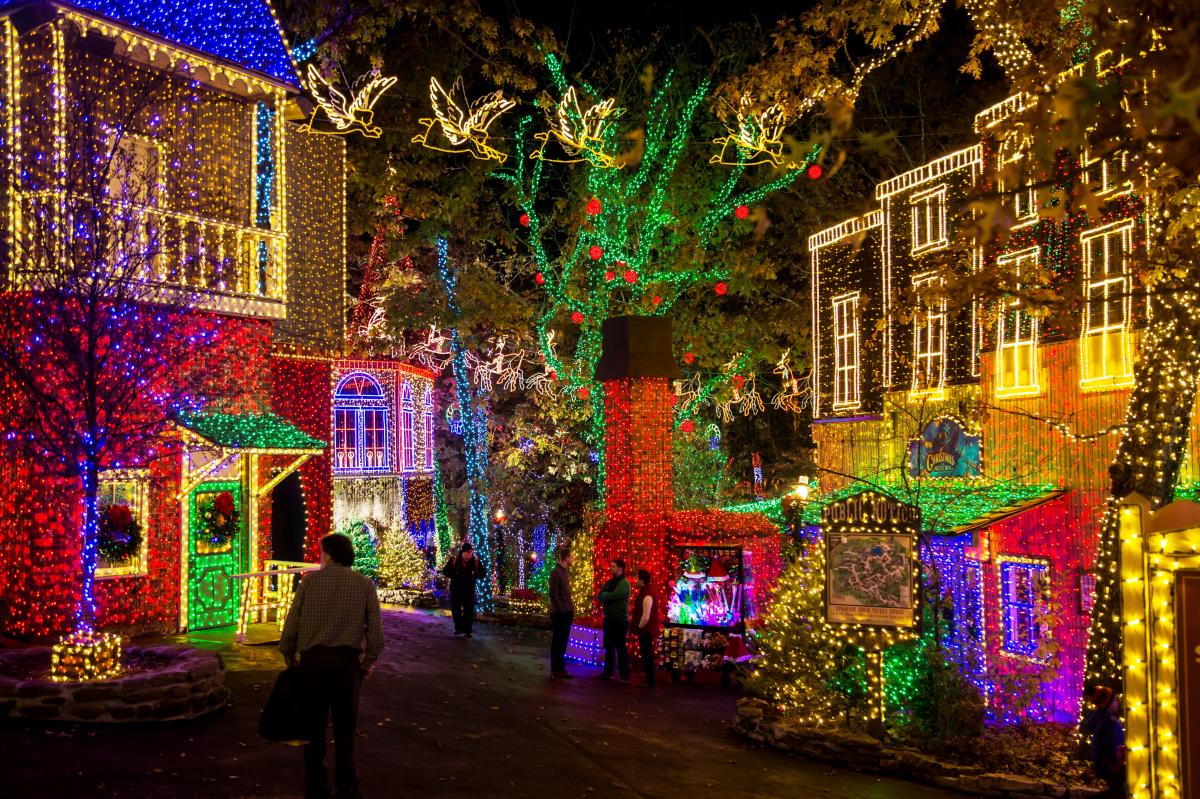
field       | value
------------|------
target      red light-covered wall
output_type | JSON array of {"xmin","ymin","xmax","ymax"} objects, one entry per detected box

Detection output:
[
  {"xmin": 0, "ymin": 313, "xmax": 274, "ymax": 639},
  {"xmin": 270, "ymin": 355, "xmax": 334, "ymax": 561}
]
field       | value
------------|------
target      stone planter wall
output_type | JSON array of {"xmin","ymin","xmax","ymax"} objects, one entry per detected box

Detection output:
[
  {"xmin": 377, "ymin": 587, "xmax": 438, "ymax": 608},
  {"xmin": 0, "ymin": 645, "xmax": 227, "ymax": 723},
  {"xmin": 734, "ymin": 698, "xmax": 1104, "ymax": 799}
]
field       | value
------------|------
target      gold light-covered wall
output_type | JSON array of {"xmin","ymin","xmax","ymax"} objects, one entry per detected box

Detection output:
[{"xmin": 277, "ymin": 128, "xmax": 346, "ymax": 355}]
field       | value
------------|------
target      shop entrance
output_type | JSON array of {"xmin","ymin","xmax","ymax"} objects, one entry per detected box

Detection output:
[
  {"xmin": 186, "ymin": 481, "xmax": 246, "ymax": 631},
  {"xmin": 271, "ymin": 471, "xmax": 307, "ymax": 563}
]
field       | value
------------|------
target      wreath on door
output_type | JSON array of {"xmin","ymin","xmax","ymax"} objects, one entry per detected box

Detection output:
[{"xmin": 198, "ymin": 491, "xmax": 239, "ymax": 548}]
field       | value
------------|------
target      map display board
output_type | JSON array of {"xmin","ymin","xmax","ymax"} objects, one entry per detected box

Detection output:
[{"xmin": 822, "ymin": 492, "xmax": 918, "ymax": 628}]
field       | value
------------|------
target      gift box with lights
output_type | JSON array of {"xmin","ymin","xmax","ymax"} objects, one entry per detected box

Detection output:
[{"xmin": 50, "ymin": 632, "xmax": 123, "ymax": 682}]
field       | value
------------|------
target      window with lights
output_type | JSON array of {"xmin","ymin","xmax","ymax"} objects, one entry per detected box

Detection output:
[
  {"xmin": 333, "ymin": 373, "xmax": 391, "ymax": 474},
  {"xmin": 96, "ymin": 471, "xmax": 150, "ymax": 578},
  {"xmin": 995, "ymin": 247, "xmax": 1041, "ymax": 398},
  {"xmin": 1081, "ymin": 144, "xmax": 1130, "ymax": 196},
  {"xmin": 831, "ymin": 293, "xmax": 860, "ymax": 411},
  {"xmin": 1080, "ymin": 221, "xmax": 1135, "ymax": 390},
  {"xmin": 423, "ymin": 387, "xmax": 435, "ymax": 470},
  {"xmin": 910, "ymin": 273, "xmax": 946, "ymax": 398},
  {"xmin": 910, "ymin": 185, "xmax": 948, "ymax": 254},
  {"xmin": 999, "ymin": 557, "xmax": 1051, "ymax": 659},
  {"xmin": 400, "ymin": 382, "xmax": 416, "ymax": 471},
  {"xmin": 998, "ymin": 134, "xmax": 1037, "ymax": 225}
]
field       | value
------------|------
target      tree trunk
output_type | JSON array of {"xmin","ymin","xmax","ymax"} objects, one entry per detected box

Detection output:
[
  {"xmin": 449, "ymin": 330, "xmax": 494, "ymax": 606},
  {"xmin": 78, "ymin": 458, "xmax": 101, "ymax": 633},
  {"xmin": 1086, "ymin": 288, "xmax": 1200, "ymax": 692}
]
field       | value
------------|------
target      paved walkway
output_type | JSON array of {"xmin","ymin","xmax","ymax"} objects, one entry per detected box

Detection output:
[{"xmin": 0, "ymin": 609, "xmax": 957, "ymax": 798}]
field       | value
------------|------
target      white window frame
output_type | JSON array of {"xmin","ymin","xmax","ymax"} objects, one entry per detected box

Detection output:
[
  {"xmin": 1080, "ymin": 220, "xmax": 1135, "ymax": 391},
  {"xmin": 995, "ymin": 247, "xmax": 1041, "ymax": 398},
  {"xmin": 831, "ymin": 292, "xmax": 861, "ymax": 411},
  {"xmin": 910, "ymin": 272, "xmax": 947, "ymax": 400},
  {"xmin": 1081, "ymin": 144, "xmax": 1130, "ymax": 196},
  {"xmin": 910, "ymin": 185, "xmax": 948, "ymax": 254},
  {"xmin": 95, "ymin": 469, "xmax": 151, "ymax": 578}
]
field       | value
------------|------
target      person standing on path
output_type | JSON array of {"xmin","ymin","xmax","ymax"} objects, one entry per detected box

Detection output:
[
  {"xmin": 280, "ymin": 533, "xmax": 383, "ymax": 799},
  {"xmin": 596, "ymin": 558, "xmax": 631, "ymax": 682},
  {"xmin": 1081, "ymin": 683, "xmax": 1127, "ymax": 797},
  {"xmin": 443, "ymin": 541, "xmax": 486, "ymax": 636},
  {"xmin": 631, "ymin": 569, "xmax": 661, "ymax": 687},
  {"xmin": 548, "ymin": 545, "xmax": 576, "ymax": 678}
]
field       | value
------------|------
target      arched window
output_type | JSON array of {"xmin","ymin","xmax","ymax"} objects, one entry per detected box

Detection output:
[
  {"xmin": 423, "ymin": 387, "xmax": 435, "ymax": 470},
  {"xmin": 334, "ymin": 373, "xmax": 390, "ymax": 474},
  {"xmin": 400, "ymin": 382, "xmax": 415, "ymax": 471}
]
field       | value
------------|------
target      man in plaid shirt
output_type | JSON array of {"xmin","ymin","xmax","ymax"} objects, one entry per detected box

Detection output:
[{"xmin": 281, "ymin": 533, "xmax": 383, "ymax": 799}]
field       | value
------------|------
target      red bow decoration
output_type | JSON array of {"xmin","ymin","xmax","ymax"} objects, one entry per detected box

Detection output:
[{"xmin": 214, "ymin": 491, "xmax": 235, "ymax": 519}]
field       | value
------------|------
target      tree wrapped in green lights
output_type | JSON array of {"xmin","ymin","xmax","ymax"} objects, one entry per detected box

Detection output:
[{"xmin": 494, "ymin": 55, "xmax": 818, "ymax": 490}]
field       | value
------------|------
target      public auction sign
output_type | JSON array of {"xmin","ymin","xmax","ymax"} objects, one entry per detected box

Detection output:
[{"xmin": 822, "ymin": 492, "xmax": 918, "ymax": 628}]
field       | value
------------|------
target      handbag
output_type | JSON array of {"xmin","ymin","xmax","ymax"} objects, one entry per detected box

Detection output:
[{"xmin": 258, "ymin": 665, "xmax": 311, "ymax": 745}]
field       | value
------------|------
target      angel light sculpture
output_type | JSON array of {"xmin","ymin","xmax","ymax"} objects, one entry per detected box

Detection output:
[
  {"xmin": 305, "ymin": 65, "xmax": 397, "ymax": 138},
  {"xmin": 710, "ymin": 97, "xmax": 789, "ymax": 168},
  {"xmin": 531, "ymin": 86, "xmax": 622, "ymax": 168},
  {"xmin": 412, "ymin": 76, "xmax": 516, "ymax": 163}
]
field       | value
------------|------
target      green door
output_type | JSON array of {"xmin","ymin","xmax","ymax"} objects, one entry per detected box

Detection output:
[{"xmin": 187, "ymin": 481, "xmax": 245, "ymax": 630}]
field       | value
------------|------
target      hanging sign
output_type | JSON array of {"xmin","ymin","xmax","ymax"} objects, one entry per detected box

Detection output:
[
  {"xmin": 822, "ymin": 492, "xmax": 918, "ymax": 628},
  {"xmin": 908, "ymin": 416, "xmax": 981, "ymax": 478}
]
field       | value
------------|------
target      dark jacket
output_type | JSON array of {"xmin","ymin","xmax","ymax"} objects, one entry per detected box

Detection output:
[
  {"xmin": 597, "ymin": 576, "xmax": 630, "ymax": 622},
  {"xmin": 549, "ymin": 564, "xmax": 573, "ymax": 614},
  {"xmin": 1083, "ymin": 706, "xmax": 1126, "ymax": 786},
  {"xmin": 443, "ymin": 555, "xmax": 486, "ymax": 593}
]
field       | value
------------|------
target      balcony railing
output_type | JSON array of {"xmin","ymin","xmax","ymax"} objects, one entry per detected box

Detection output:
[{"xmin": 9, "ymin": 192, "xmax": 288, "ymax": 318}]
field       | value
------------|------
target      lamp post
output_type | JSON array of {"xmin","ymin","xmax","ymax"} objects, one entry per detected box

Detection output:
[{"xmin": 782, "ymin": 476, "xmax": 815, "ymax": 542}]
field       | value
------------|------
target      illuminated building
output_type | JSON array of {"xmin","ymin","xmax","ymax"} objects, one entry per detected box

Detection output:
[
  {"xmin": 806, "ymin": 79, "xmax": 1166, "ymax": 722},
  {"xmin": 0, "ymin": 0, "xmax": 435, "ymax": 639}
]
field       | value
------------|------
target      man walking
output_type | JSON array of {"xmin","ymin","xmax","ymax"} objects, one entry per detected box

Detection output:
[
  {"xmin": 281, "ymin": 533, "xmax": 383, "ymax": 799},
  {"xmin": 548, "ymin": 545, "xmax": 575, "ymax": 678}
]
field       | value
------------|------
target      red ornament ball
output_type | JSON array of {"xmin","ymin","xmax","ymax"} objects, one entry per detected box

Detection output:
[
  {"xmin": 571, "ymin": 311, "xmax": 584, "ymax": 325},
  {"xmin": 549, "ymin": 369, "xmax": 557, "ymax": 381},
  {"xmin": 534, "ymin": 272, "xmax": 546, "ymax": 285},
  {"xmin": 714, "ymin": 281, "xmax": 728, "ymax": 295},
  {"xmin": 519, "ymin": 212, "xmax": 530, "ymax": 227},
  {"xmin": 623, "ymin": 270, "xmax": 638, "ymax": 284},
  {"xmin": 806, "ymin": 162, "xmax": 824, "ymax": 180},
  {"xmin": 732, "ymin": 374, "xmax": 746, "ymax": 390},
  {"xmin": 681, "ymin": 420, "xmax": 695, "ymax": 433},
  {"xmin": 589, "ymin": 245, "xmax": 603, "ymax": 261},
  {"xmin": 683, "ymin": 351, "xmax": 695, "ymax": 365},
  {"xmin": 604, "ymin": 270, "xmax": 616, "ymax": 282},
  {"xmin": 586, "ymin": 197, "xmax": 602, "ymax": 216},
  {"xmin": 576, "ymin": 386, "xmax": 590, "ymax": 400},
  {"xmin": 734, "ymin": 204, "xmax": 750, "ymax": 220},
  {"xmin": 651, "ymin": 295, "xmax": 662, "ymax": 306}
]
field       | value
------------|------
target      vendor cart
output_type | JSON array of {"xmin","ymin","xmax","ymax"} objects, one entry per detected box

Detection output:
[{"xmin": 659, "ymin": 545, "xmax": 753, "ymax": 687}]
